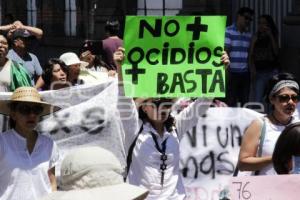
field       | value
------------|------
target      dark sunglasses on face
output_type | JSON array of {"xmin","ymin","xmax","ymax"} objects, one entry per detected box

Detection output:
[
  {"xmin": 276, "ymin": 94, "xmax": 299, "ymax": 103},
  {"xmin": 16, "ymin": 104, "xmax": 44, "ymax": 115}
]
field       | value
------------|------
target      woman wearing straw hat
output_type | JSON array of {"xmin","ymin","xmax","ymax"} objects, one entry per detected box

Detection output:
[
  {"xmin": 0, "ymin": 86, "xmax": 61, "ymax": 200},
  {"xmin": 114, "ymin": 47, "xmax": 230, "ymax": 199}
]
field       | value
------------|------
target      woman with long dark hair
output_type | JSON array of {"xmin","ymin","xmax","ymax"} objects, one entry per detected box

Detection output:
[
  {"xmin": 42, "ymin": 58, "xmax": 70, "ymax": 90},
  {"xmin": 115, "ymin": 47, "xmax": 230, "ymax": 199}
]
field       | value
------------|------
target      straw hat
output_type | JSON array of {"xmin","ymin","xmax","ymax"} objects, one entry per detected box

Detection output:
[
  {"xmin": 41, "ymin": 147, "xmax": 148, "ymax": 200},
  {"xmin": 0, "ymin": 87, "xmax": 60, "ymax": 116},
  {"xmin": 59, "ymin": 52, "xmax": 89, "ymax": 68}
]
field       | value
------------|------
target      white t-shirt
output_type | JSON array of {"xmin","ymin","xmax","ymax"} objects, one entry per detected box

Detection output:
[
  {"xmin": 118, "ymin": 95, "xmax": 211, "ymax": 200},
  {"xmin": 0, "ymin": 129, "xmax": 60, "ymax": 200},
  {"xmin": 127, "ymin": 122, "xmax": 185, "ymax": 200},
  {"xmin": 259, "ymin": 117, "xmax": 298, "ymax": 175}
]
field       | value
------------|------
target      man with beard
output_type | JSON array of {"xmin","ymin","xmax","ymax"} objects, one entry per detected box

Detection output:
[{"xmin": 0, "ymin": 34, "xmax": 32, "ymax": 91}]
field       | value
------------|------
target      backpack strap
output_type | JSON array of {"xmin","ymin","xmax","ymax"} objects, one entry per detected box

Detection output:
[
  {"xmin": 257, "ymin": 117, "xmax": 267, "ymax": 157},
  {"xmin": 126, "ymin": 124, "xmax": 144, "ymax": 177}
]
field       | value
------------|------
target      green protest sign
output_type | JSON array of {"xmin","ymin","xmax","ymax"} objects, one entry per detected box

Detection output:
[{"xmin": 122, "ymin": 16, "xmax": 226, "ymax": 98}]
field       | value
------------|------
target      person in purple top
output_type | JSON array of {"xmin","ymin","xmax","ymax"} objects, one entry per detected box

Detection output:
[{"xmin": 102, "ymin": 19, "xmax": 123, "ymax": 71}]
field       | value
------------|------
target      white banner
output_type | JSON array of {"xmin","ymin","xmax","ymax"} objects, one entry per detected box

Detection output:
[
  {"xmin": 180, "ymin": 107, "xmax": 262, "ymax": 200},
  {"xmin": 1, "ymin": 82, "xmax": 299, "ymax": 199},
  {"xmin": 229, "ymin": 174, "xmax": 300, "ymax": 200},
  {"xmin": 38, "ymin": 81, "xmax": 127, "ymax": 173},
  {"xmin": 0, "ymin": 81, "xmax": 127, "ymax": 176}
]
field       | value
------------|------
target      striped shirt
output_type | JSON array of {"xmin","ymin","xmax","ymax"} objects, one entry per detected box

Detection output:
[{"xmin": 225, "ymin": 24, "xmax": 252, "ymax": 73}]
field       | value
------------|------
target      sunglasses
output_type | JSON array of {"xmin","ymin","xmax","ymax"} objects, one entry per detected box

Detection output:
[
  {"xmin": 276, "ymin": 94, "xmax": 299, "ymax": 103},
  {"xmin": 16, "ymin": 104, "xmax": 44, "ymax": 115}
]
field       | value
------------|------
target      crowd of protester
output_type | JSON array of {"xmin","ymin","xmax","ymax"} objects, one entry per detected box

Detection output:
[{"xmin": 0, "ymin": 7, "xmax": 299, "ymax": 200}]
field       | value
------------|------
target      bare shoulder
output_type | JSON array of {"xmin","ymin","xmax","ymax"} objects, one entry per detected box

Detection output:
[{"xmin": 244, "ymin": 118, "xmax": 264, "ymax": 138}]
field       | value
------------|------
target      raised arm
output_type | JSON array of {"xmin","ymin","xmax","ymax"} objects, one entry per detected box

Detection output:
[
  {"xmin": 13, "ymin": 21, "xmax": 43, "ymax": 39},
  {"xmin": 175, "ymin": 98, "xmax": 212, "ymax": 139},
  {"xmin": 114, "ymin": 47, "xmax": 125, "ymax": 83},
  {"xmin": 175, "ymin": 51, "xmax": 230, "ymax": 139},
  {"xmin": 7, "ymin": 21, "xmax": 43, "ymax": 39},
  {"xmin": 0, "ymin": 24, "xmax": 14, "ymax": 32},
  {"xmin": 114, "ymin": 48, "xmax": 140, "ymax": 148},
  {"xmin": 238, "ymin": 119, "xmax": 272, "ymax": 171}
]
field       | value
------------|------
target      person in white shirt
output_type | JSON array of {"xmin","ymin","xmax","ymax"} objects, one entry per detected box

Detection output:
[
  {"xmin": 41, "ymin": 58, "xmax": 71, "ymax": 90},
  {"xmin": 239, "ymin": 73, "xmax": 299, "ymax": 175},
  {"xmin": 0, "ymin": 86, "xmax": 61, "ymax": 200},
  {"xmin": 114, "ymin": 48, "xmax": 230, "ymax": 199}
]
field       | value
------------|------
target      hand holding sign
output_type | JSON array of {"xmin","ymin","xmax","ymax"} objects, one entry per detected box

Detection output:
[
  {"xmin": 114, "ymin": 47, "xmax": 125, "ymax": 69},
  {"xmin": 221, "ymin": 51, "xmax": 230, "ymax": 69},
  {"xmin": 114, "ymin": 47, "xmax": 126, "ymax": 83}
]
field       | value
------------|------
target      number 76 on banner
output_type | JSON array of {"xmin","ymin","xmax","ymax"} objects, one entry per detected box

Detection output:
[{"xmin": 231, "ymin": 181, "xmax": 252, "ymax": 200}]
